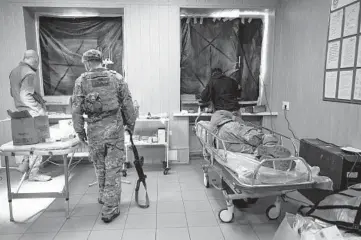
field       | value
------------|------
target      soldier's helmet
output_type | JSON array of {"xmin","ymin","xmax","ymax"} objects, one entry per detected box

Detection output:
[{"xmin": 82, "ymin": 49, "xmax": 102, "ymax": 63}]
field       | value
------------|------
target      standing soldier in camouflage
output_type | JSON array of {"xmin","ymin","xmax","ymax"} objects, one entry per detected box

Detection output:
[{"xmin": 72, "ymin": 49, "xmax": 136, "ymax": 223}]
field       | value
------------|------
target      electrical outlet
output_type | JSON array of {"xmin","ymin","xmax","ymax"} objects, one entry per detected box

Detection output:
[{"xmin": 282, "ymin": 101, "xmax": 290, "ymax": 110}]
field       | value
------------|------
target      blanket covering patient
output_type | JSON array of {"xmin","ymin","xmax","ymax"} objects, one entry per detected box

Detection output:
[{"xmin": 209, "ymin": 110, "xmax": 295, "ymax": 171}]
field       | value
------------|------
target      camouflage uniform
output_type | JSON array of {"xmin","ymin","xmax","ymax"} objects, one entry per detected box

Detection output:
[{"xmin": 72, "ymin": 50, "xmax": 136, "ymax": 221}]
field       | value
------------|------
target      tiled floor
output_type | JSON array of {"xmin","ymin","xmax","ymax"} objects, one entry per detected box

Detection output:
[{"xmin": 0, "ymin": 159, "xmax": 299, "ymax": 240}]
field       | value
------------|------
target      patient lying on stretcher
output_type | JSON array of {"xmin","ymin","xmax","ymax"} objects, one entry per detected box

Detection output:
[{"xmin": 209, "ymin": 110, "xmax": 296, "ymax": 171}]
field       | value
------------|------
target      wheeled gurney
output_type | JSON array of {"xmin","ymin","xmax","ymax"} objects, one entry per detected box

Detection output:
[{"xmin": 194, "ymin": 116, "xmax": 332, "ymax": 223}]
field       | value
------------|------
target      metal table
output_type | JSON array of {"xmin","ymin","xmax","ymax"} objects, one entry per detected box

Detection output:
[{"xmin": 0, "ymin": 138, "xmax": 80, "ymax": 222}]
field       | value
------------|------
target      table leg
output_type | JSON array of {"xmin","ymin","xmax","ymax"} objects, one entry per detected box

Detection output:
[
  {"xmin": 63, "ymin": 154, "xmax": 70, "ymax": 219},
  {"xmin": 5, "ymin": 156, "xmax": 14, "ymax": 222}
]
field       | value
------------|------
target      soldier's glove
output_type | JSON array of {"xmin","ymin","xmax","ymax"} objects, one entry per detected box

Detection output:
[{"xmin": 77, "ymin": 130, "xmax": 88, "ymax": 144}]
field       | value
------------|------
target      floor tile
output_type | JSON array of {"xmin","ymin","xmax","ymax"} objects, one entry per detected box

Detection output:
[
  {"xmin": 183, "ymin": 200, "xmax": 212, "ymax": 212},
  {"xmin": 252, "ymin": 223, "xmax": 279, "ymax": 240},
  {"xmin": 157, "ymin": 191, "xmax": 182, "ymax": 202},
  {"xmin": 158, "ymin": 174, "xmax": 179, "ymax": 183},
  {"xmin": 20, "ymin": 232, "xmax": 57, "ymax": 240},
  {"xmin": 86, "ymin": 184, "xmax": 100, "ymax": 194},
  {"xmin": 43, "ymin": 194, "xmax": 82, "ymax": 218},
  {"xmin": 92, "ymin": 213, "xmax": 127, "ymax": 230},
  {"xmin": 157, "ymin": 201, "xmax": 185, "ymax": 213},
  {"xmin": 181, "ymin": 190, "xmax": 207, "ymax": 201},
  {"xmin": 186, "ymin": 212, "xmax": 218, "ymax": 227},
  {"xmin": 53, "ymin": 231, "xmax": 90, "ymax": 240},
  {"xmin": 88, "ymin": 230, "xmax": 123, "ymax": 240},
  {"xmin": 208, "ymin": 199, "xmax": 227, "ymax": 213},
  {"xmin": 129, "ymin": 201, "xmax": 157, "ymax": 214},
  {"xmin": 0, "ymin": 222, "xmax": 32, "ymax": 235},
  {"xmin": 60, "ymin": 215, "xmax": 97, "ymax": 232},
  {"xmin": 122, "ymin": 229, "xmax": 156, "ymax": 240},
  {"xmin": 205, "ymin": 188, "xmax": 224, "ymax": 200},
  {"xmin": 157, "ymin": 213, "xmax": 187, "ymax": 228},
  {"xmin": 180, "ymin": 182, "xmax": 205, "ymax": 191},
  {"xmin": 71, "ymin": 203, "xmax": 102, "ymax": 217},
  {"xmin": 78, "ymin": 193, "xmax": 99, "ymax": 204},
  {"xmin": 246, "ymin": 213, "xmax": 274, "ymax": 224},
  {"xmin": 158, "ymin": 182, "xmax": 181, "ymax": 192},
  {"xmin": 0, "ymin": 234, "xmax": 22, "ymax": 240},
  {"xmin": 26, "ymin": 216, "xmax": 65, "ymax": 233},
  {"xmin": 220, "ymin": 224, "xmax": 259, "ymax": 240},
  {"xmin": 188, "ymin": 227, "xmax": 224, "ymax": 240},
  {"xmin": 156, "ymin": 228, "xmax": 190, "ymax": 240},
  {"xmin": 125, "ymin": 214, "xmax": 156, "ymax": 229}
]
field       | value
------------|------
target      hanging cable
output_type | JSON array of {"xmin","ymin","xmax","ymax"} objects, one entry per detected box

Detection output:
[{"xmin": 284, "ymin": 108, "xmax": 299, "ymax": 141}]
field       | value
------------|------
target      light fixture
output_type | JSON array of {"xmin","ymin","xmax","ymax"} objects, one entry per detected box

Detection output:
[
  {"xmin": 186, "ymin": 17, "xmax": 190, "ymax": 24},
  {"xmin": 248, "ymin": 18, "xmax": 252, "ymax": 23},
  {"xmin": 194, "ymin": 17, "xmax": 197, "ymax": 24},
  {"xmin": 241, "ymin": 18, "xmax": 245, "ymax": 24},
  {"xmin": 200, "ymin": 17, "xmax": 204, "ymax": 24}
]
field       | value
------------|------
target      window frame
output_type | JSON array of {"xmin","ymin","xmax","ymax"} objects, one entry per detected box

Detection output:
[
  {"xmin": 35, "ymin": 12, "xmax": 125, "ymax": 105},
  {"xmin": 179, "ymin": 8, "xmax": 275, "ymax": 106}
]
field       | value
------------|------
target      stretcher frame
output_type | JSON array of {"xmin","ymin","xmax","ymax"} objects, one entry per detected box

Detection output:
[
  {"xmin": 194, "ymin": 116, "xmax": 320, "ymax": 223},
  {"xmin": 0, "ymin": 138, "xmax": 81, "ymax": 222}
]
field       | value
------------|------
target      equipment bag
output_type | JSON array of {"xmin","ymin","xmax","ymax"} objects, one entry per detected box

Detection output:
[
  {"xmin": 299, "ymin": 183, "xmax": 361, "ymax": 235},
  {"xmin": 126, "ymin": 129, "xmax": 150, "ymax": 208}
]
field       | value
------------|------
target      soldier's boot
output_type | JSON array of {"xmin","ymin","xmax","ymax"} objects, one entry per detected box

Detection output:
[
  {"xmin": 101, "ymin": 206, "xmax": 120, "ymax": 223},
  {"xmin": 28, "ymin": 155, "xmax": 52, "ymax": 182}
]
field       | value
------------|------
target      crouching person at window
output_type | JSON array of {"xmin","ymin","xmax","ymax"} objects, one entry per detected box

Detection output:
[{"xmin": 72, "ymin": 49, "xmax": 136, "ymax": 223}]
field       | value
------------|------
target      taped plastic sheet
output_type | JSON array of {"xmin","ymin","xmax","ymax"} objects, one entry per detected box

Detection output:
[
  {"xmin": 39, "ymin": 16, "xmax": 123, "ymax": 96},
  {"xmin": 300, "ymin": 183, "xmax": 361, "ymax": 235},
  {"xmin": 180, "ymin": 18, "xmax": 263, "ymax": 101}
]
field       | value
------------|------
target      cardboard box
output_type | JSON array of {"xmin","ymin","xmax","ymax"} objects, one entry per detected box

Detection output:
[
  {"xmin": 35, "ymin": 116, "xmax": 50, "ymax": 142},
  {"xmin": 8, "ymin": 110, "xmax": 50, "ymax": 146}
]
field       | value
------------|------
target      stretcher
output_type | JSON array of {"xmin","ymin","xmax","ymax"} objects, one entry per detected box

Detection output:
[
  {"xmin": 194, "ymin": 115, "xmax": 333, "ymax": 223},
  {"xmin": 0, "ymin": 137, "xmax": 81, "ymax": 222}
]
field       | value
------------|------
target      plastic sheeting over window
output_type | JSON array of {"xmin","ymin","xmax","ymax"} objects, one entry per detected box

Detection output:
[
  {"xmin": 180, "ymin": 18, "xmax": 263, "ymax": 101},
  {"xmin": 39, "ymin": 16, "xmax": 123, "ymax": 96}
]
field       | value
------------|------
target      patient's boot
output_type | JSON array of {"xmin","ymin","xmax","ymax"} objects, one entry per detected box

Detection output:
[{"xmin": 256, "ymin": 145, "xmax": 292, "ymax": 158}]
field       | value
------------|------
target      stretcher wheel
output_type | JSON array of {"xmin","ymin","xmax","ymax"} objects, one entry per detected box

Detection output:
[
  {"xmin": 247, "ymin": 198, "xmax": 258, "ymax": 204},
  {"xmin": 266, "ymin": 204, "xmax": 280, "ymax": 220},
  {"xmin": 122, "ymin": 171, "xmax": 127, "ymax": 177},
  {"xmin": 163, "ymin": 169, "xmax": 169, "ymax": 175},
  {"xmin": 203, "ymin": 174, "xmax": 209, "ymax": 188},
  {"xmin": 218, "ymin": 209, "xmax": 234, "ymax": 223}
]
